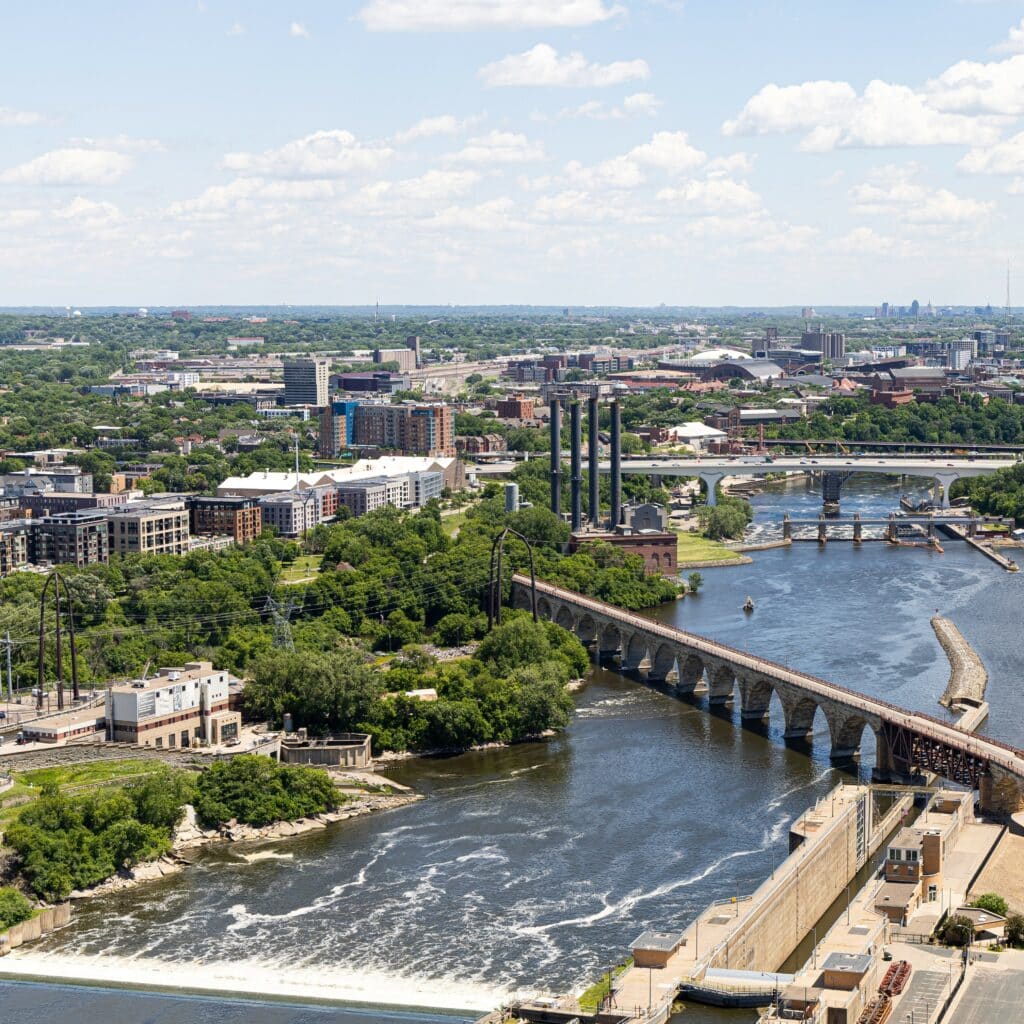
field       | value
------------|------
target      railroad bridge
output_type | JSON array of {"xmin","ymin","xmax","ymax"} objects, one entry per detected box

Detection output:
[{"xmin": 511, "ymin": 575, "xmax": 1024, "ymax": 815}]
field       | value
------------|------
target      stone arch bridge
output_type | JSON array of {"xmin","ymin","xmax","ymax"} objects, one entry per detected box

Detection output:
[{"xmin": 512, "ymin": 574, "xmax": 1024, "ymax": 815}]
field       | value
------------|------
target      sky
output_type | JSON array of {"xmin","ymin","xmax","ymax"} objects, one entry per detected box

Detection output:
[{"xmin": 3, "ymin": 1, "xmax": 1024, "ymax": 307}]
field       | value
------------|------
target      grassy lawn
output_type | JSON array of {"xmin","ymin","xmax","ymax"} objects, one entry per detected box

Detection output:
[
  {"xmin": 280, "ymin": 553, "xmax": 324, "ymax": 584},
  {"xmin": 441, "ymin": 509, "xmax": 469, "ymax": 537},
  {"xmin": 675, "ymin": 530, "xmax": 743, "ymax": 564}
]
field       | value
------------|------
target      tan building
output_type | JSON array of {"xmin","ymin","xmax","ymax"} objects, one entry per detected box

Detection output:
[
  {"xmin": 108, "ymin": 499, "xmax": 191, "ymax": 556},
  {"xmin": 106, "ymin": 661, "xmax": 241, "ymax": 749}
]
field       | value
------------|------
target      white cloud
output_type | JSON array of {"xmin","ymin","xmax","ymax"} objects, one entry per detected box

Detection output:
[
  {"xmin": 656, "ymin": 177, "xmax": 761, "ymax": 213},
  {"xmin": 222, "ymin": 130, "xmax": 393, "ymax": 178},
  {"xmin": 829, "ymin": 227, "xmax": 896, "ymax": 255},
  {"xmin": 358, "ymin": 0, "xmax": 623, "ymax": 32},
  {"xmin": 926, "ymin": 54, "xmax": 1024, "ymax": 116},
  {"xmin": 724, "ymin": 78, "xmax": 1003, "ymax": 151},
  {"xmin": 444, "ymin": 130, "xmax": 545, "ymax": 164},
  {"xmin": 627, "ymin": 131, "xmax": 705, "ymax": 172},
  {"xmin": 706, "ymin": 153, "xmax": 755, "ymax": 176},
  {"xmin": 394, "ymin": 114, "xmax": 479, "ymax": 143},
  {"xmin": 360, "ymin": 169, "xmax": 482, "ymax": 204},
  {"xmin": 851, "ymin": 168, "xmax": 993, "ymax": 224},
  {"xmin": 423, "ymin": 197, "xmax": 523, "ymax": 232},
  {"xmin": 535, "ymin": 92, "xmax": 661, "ymax": 122},
  {"xmin": 53, "ymin": 196, "xmax": 123, "ymax": 227},
  {"xmin": 0, "ymin": 148, "xmax": 133, "ymax": 186},
  {"xmin": 290, "ymin": 21, "xmax": 310, "ymax": 38},
  {"xmin": 227, "ymin": 21, "xmax": 245, "ymax": 36},
  {"xmin": 723, "ymin": 81, "xmax": 858, "ymax": 136},
  {"xmin": 0, "ymin": 106, "xmax": 43, "ymax": 127},
  {"xmin": 959, "ymin": 130, "xmax": 1024, "ymax": 174},
  {"xmin": 166, "ymin": 178, "xmax": 340, "ymax": 219},
  {"xmin": 994, "ymin": 17, "xmax": 1024, "ymax": 54},
  {"xmin": 479, "ymin": 44, "xmax": 649, "ymax": 89},
  {"xmin": 71, "ymin": 134, "xmax": 165, "ymax": 152}
]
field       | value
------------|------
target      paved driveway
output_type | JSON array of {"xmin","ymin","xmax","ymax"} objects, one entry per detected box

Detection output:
[{"xmin": 948, "ymin": 968, "xmax": 1024, "ymax": 1024}]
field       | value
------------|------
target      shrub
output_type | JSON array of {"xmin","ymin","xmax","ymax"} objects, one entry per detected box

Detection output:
[
  {"xmin": 1005, "ymin": 913, "xmax": 1024, "ymax": 948},
  {"xmin": 940, "ymin": 914, "xmax": 975, "ymax": 947},
  {"xmin": 0, "ymin": 888, "xmax": 34, "ymax": 930},
  {"xmin": 193, "ymin": 755, "xmax": 338, "ymax": 829}
]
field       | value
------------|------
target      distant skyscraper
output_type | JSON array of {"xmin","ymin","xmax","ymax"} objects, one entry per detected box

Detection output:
[
  {"xmin": 283, "ymin": 356, "xmax": 330, "ymax": 406},
  {"xmin": 911, "ymin": 299, "xmax": 920, "ymax": 317},
  {"xmin": 801, "ymin": 325, "xmax": 845, "ymax": 360}
]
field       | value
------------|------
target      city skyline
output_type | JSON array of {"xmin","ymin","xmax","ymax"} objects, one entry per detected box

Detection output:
[{"xmin": 4, "ymin": 1, "xmax": 1024, "ymax": 305}]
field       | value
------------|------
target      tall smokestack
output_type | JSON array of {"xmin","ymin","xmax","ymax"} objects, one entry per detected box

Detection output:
[
  {"xmin": 610, "ymin": 398, "xmax": 622, "ymax": 529},
  {"xmin": 588, "ymin": 394, "xmax": 600, "ymax": 527},
  {"xmin": 549, "ymin": 397, "xmax": 562, "ymax": 516},
  {"xmin": 570, "ymin": 398, "xmax": 582, "ymax": 531}
]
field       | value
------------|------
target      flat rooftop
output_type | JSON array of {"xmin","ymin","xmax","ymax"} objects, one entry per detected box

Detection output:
[{"xmin": 631, "ymin": 930, "xmax": 685, "ymax": 952}]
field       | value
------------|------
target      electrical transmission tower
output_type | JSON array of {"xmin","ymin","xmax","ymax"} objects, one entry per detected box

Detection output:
[{"xmin": 265, "ymin": 596, "xmax": 298, "ymax": 651}]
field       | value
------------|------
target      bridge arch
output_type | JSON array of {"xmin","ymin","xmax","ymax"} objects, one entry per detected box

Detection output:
[
  {"xmin": 621, "ymin": 632, "xmax": 650, "ymax": 672},
  {"xmin": 676, "ymin": 653, "xmax": 706, "ymax": 695},
  {"xmin": 707, "ymin": 663, "xmax": 735, "ymax": 704},
  {"xmin": 555, "ymin": 605, "xmax": 576, "ymax": 631},
  {"xmin": 536, "ymin": 596, "xmax": 553, "ymax": 621},
  {"xmin": 598, "ymin": 622, "xmax": 621, "ymax": 659},
  {"xmin": 577, "ymin": 613, "xmax": 599, "ymax": 647},
  {"xmin": 738, "ymin": 675, "xmax": 775, "ymax": 722},
  {"xmin": 648, "ymin": 643, "xmax": 678, "ymax": 683},
  {"xmin": 824, "ymin": 710, "xmax": 880, "ymax": 765}
]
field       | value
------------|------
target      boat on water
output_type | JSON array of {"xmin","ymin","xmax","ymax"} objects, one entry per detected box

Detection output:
[{"xmin": 743, "ymin": 596, "xmax": 755, "ymax": 612}]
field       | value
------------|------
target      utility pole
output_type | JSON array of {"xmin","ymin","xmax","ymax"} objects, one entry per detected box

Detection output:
[{"xmin": 4, "ymin": 631, "xmax": 11, "ymax": 703}]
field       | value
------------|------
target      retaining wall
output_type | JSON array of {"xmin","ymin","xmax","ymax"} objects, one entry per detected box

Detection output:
[{"xmin": 0, "ymin": 903, "xmax": 71, "ymax": 956}]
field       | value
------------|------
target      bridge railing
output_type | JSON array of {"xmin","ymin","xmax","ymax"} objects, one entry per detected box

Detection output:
[{"xmin": 515, "ymin": 575, "xmax": 1024, "ymax": 773}]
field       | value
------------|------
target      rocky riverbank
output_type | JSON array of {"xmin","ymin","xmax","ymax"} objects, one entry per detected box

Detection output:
[
  {"xmin": 66, "ymin": 788, "xmax": 422, "ymax": 901},
  {"xmin": 932, "ymin": 616, "xmax": 988, "ymax": 710}
]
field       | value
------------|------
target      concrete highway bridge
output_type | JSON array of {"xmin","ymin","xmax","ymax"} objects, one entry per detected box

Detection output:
[
  {"xmin": 512, "ymin": 575, "xmax": 1024, "ymax": 815},
  {"xmin": 599, "ymin": 455, "xmax": 1014, "ymax": 507}
]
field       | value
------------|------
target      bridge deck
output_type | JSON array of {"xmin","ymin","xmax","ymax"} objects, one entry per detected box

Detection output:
[{"xmin": 513, "ymin": 575, "xmax": 1024, "ymax": 781}]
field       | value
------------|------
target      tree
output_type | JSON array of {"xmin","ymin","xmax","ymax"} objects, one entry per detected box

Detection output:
[
  {"xmin": 687, "ymin": 572, "xmax": 704, "ymax": 593},
  {"xmin": 971, "ymin": 893, "xmax": 1008, "ymax": 917},
  {"xmin": 940, "ymin": 914, "xmax": 975, "ymax": 947},
  {"xmin": 1005, "ymin": 913, "xmax": 1024, "ymax": 948}
]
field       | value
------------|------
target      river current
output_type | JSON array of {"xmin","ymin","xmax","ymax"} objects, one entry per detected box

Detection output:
[{"xmin": 6, "ymin": 475, "xmax": 1022, "ymax": 1024}]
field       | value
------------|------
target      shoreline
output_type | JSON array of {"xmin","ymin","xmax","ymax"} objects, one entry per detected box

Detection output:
[{"xmin": 0, "ymin": 951, "xmax": 501, "ymax": 1015}]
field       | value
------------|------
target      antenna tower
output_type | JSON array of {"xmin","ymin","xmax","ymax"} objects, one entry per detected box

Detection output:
[{"xmin": 265, "ymin": 596, "xmax": 298, "ymax": 651}]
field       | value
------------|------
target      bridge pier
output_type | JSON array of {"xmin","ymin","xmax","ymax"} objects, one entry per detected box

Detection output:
[
  {"xmin": 739, "ymin": 677, "xmax": 773, "ymax": 722},
  {"xmin": 620, "ymin": 633, "xmax": 649, "ymax": 673},
  {"xmin": 675, "ymin": 654, "xmax": 706, "ymax": 696},
  {"xmin": 980, "ymin": 766, "xmax": 1024, "ymax": 816},
  {"xmin": 700, "ymin": 472, "xmax": 724, "ymax": 507},
  {"xmin": 818, "ymin": 515, "xmax": 827, "ymax": 544},
  {"xmin": 853, "ymin": 514, "xmax": 862, "ymax": 544},
  {"xmin": 647, "ymin": 643, "xmax": 679, "ymax": 684},
  {"xmin": 782, "ymin": 514, "xmax": 792, "ymax": 541},
  {"xmin": 933, "ymin": 473, "xmax": 959, "ymax": 511}
]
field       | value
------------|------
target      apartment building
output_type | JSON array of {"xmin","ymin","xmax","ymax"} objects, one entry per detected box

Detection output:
[
  {"xmin": 106, "ymin": 660, "xmax": 241, "ymax": 748},
  {"xmin": 107, "ymin": 499, "xmax": 191, "ymax": 556},
  {"xmin": 259, "ymin": 489, "xmax": 322, "ymax": 537},
  {"xmin": 353, "ymin": 403, "xmax": 455, "ymax": 457},
  {"xmin": 336, "ymin": 475, "xmax": 411, "ymax": 516},
  {"xmin": 0, "ymin": 523, "xmax": 30, "ymax": 574},
  {"xmin": 188, "ymin": 495, "xmax": 263, "ymax": 544},
  {"xmin": 32, "ymin": 510, "xmax": 110, "ymax": 566}
]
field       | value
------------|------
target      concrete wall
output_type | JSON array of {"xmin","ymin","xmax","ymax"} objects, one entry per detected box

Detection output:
[
  {"xmin": 0, "ymin": 903, "xmax": 72, "ymax": 956},
  {"xmin": 707, "ymin": 790, "xmax": 907, "ymax": 975}
]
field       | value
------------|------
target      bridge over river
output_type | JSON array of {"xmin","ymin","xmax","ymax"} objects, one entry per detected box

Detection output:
[
  {"xmin": 601, "ymin": 455, "xmax": 1014, "ymax": 507},
  {"xmin": 511, "ymin": 575, "xmax": 1024, "ymax": 815}
]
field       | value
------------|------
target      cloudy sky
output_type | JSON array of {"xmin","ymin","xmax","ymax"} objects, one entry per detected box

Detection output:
[{"xmin": 3, "ymin": 1, "xmax": 1024, "ymax": 307}]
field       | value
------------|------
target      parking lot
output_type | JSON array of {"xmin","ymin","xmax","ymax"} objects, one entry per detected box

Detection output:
[{"xmin": 947, "ymin": 967, "xmax": 1024, "ymax": 1024}]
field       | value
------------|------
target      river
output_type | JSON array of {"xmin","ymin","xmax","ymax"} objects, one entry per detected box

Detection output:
[{"xmin": 5, "ymin": 475, "xmax": 1021, "ymax": 1024}]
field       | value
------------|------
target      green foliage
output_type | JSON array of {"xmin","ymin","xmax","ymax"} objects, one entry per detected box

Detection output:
[
  {"xmin": 697, "ymin": 496, "xmax": 753, "ymax": 540},
  {"xmin": 687, "ymin": 572, "xmax": 704, "ymax": 593},
  {"xmin": 0, "ymin": 888, "xmax": 34, "ymax": 930},
  {"xmin": 192, "ymin": 755, "xmax": 337, "ymax": 828},
  {"xmin": 1005, "ymin": 913, "xmax": 1024, "ymax": 948},
  {"xmin": 940, "ymin": 914, "xmax": 975, "ymax": 947},
  {"xmin": 5, "ymin": 782, "xmax": 179, "ymax": 900},
  {"xmin": 970, "ymin": 893, "xmax": 1009, "ymax": 917}
]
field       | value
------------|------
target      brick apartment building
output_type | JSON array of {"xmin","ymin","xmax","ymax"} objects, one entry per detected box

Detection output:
[{"xmin": 188, "ymin": 495, "xmax": 263, "ymax": 544}]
